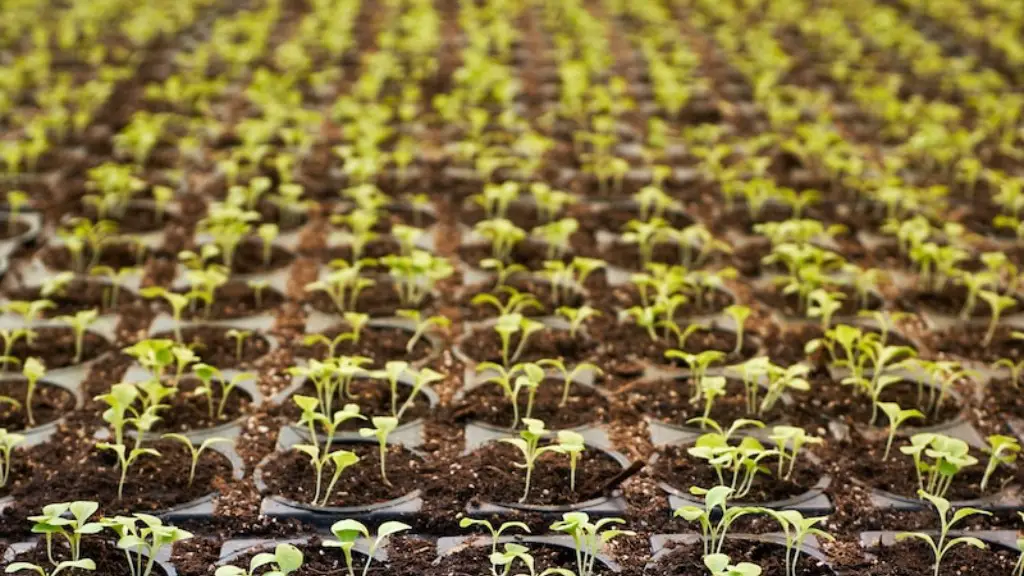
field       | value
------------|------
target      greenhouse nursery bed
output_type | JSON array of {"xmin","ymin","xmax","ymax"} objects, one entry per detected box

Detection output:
[{"xmin": 2, "ymin": 0, "xmax": 1024, "ymax": 574}]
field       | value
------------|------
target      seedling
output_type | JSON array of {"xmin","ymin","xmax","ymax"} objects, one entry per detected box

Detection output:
[
  {"xmin": 3, "ymin": 300, "xmax": 54, "ymax": 344},
  {"xmin": 500, "ymin": 418, "xmax": 573, "ymax": 502},
  {"xmin": 323, "ymin": 520, "xmax": 411, "ymax": 576},
  {"xmin": 215, "ymin": 543, "xmax": 303, "ymax": 576},
  {"xmin": 768, "ymin": 426, "xmax": 823, "ymax": 481},
  {"xmin": 21, "ymin": 357, "xmax": 44, "ymax": 426},
  {"xmin": 559, "ymin": 430, "xmax": 585, "ymax": 492},
  {"xmin": 57, "ymin": 309, "xmax": 98, "ymax": 364},
  {"xmin": 140, "ymin": 288, "xmax": 191, "ymax": 342},
  {"xmin": 28, "ymin": 501, "xmax": 103, "ymax": 563},
  {"xmin": 877, "ymin": 402, "xmax": 924, "ymax": 460},
  {"xmin": 472, "ymin": 288, "xmax": 542, "ymax": 317},
  {"xmin": 537, "ymin": 358, "xmax": 602, "ymax": 407},
  {"xmin": 96, "ymin": 442, "xmax": 161, "ymax": 500},
  {"xmin": 0, "ymin": 429, "xmax": 24, "ymax": 487},
  {"xmin": 673, "ymin": 486, "xmax": 764, "ymax": 555},
  {"xmin": 161, "ymin": 434, "xmax": 232, "ymax": 486},
  {"xmin": 226, "ymin": 329, "xmax": 252, "ymax": 363},
  {"xmin": 5, "ymin": 560, "xmax": 95, "ymax": 576},
  {"xmin": 895, "ymin": 491, "xmax": 989, "ymax": 576},
  {"xmin": 396, "ymin": 310, "xmax": 450, "ymax": 353},
  {"xmin": 765, "ymin": 510, "xmax": 834, "ymax": 576},
  {"xmin": 723, "ymin": 305, "xmax": 751, "ymax": 356},
  {"xmin": 90, "ymin": 266, "xmax": 139, "ymax": 310},
  {"xmin": 293, "ymin": 397, "xmax": 364, "ymax": 454},
  {"xmin": 257, "ymin": 223, "xmax": 279, "ymax": 267},
  {"xmin": 980, "ymin": 290, "xmax": 1016, "ymax": 346},
  {"xmin": 247, "ymin": 279, "xmax": 270, "ymax": 309},
  {"xmin": 292, "ymin": 443, "xmax": 360, "ymax": 506},
  {"xmin": 493, "ymin": 314, "xmax": 544, "ymax": 367},
  {"xmin": 359, "ymin": 416, "xmax": 398, "ymax": 486},
  {"xmin": 900, "ymin": 433, "xmax": 977, "ymax": 498},
  {"xmin": 306, "ymin": 263, "xmax": 376, "ymax": 315},
  {"xmin": 702, "ymin": 554, "xmax": 762, "ymax": 576},
  {"xmin": 549, "ymin": 512, "xmax": 633, "ymax": 576},
  {"xmin": 105, "ymin": 514, "xmax": 194, "ymax": 576},
  {"xmin": 980, "ymin": 434, "xmax": 1020, "ymax": 492},
  {"xmin": 459, "ymin": 518, "xmax": 531, "ymax": 559},
  {"xmin": 6, "ymin": 190, "xmax": 29, "ymax": 231},
  {"xmin": 480, "ymin": 259, "xmax": 527, "ymax": 289},
  {"xmin": 556, "ymin": 306, "xmax": 600, "ymax": 339},
  {"xmin": 475, "ymin": 218, "xmax": 526, "ymax": 262}
]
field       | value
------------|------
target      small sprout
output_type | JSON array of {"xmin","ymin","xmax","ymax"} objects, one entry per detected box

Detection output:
[
  {"xmin": 980, "ymin": 290, "xmax": 1016, "ymax": 346},
  {"xmin": 723, "ymin": 305, "xmax": 751, "ymax": 356},
  {"xmin": 226, "ymin": 329, "xmax": 252, "ymax": 364},
  {"xmin": 21, "ymin": 357, "xmax": 44, "ymax": 426},
  {"xmin": 57, "ymin": 309, "xmax": 99, "ymax": 364},
  {"xmin": 396, "ymin": 309, "xmax": 449, "ymax": 353},
  {"xmin": 459, "ymin": 517, "xmax": 530, "ymax": 556},
  {"xmin": 494, "ymin": 314, "xmax": 544, "ymax": 367},
  {"xmin": 215, "ymin": 543, "xmax": 303, "ymax": 576},
  {"xmin": 471, "ymin": 288, "xmax": 542, "ymax": 317},
  {"xmin": 257, "ymin": 223, "xmax": 279, "ymax": 267},
  {"xmin": 674, "ymin": 486, "xmax": 764, "ymax": 556},
  {"xmin": 558, "ymin": 430, "xmax": 585, "ymax": 492},
  {"xmin": 247, "ymin": 279, "xmax": 270, "ymax": 309},
  {"xmin": 5, "ymin": 560, "xmax": 95, "ymax": 576},
  {"xmin": 500, "ymin": 418, "xmax": 577, "ymax": 502},
  {"xmin": 895, "ymin": 491, "xmax": 990, "ymax": 576},
  {"xmin": 702, "ymin": 554, "xmax": 762, "ymax": 576},
  {"xmin": 161, "ymin": 434, "xmax": 232, "ymax": 486},
  {"xmin": 536, "ymin": 358, "xmax": 602, "ymax": 407},
  {"xmin": 549, "ymin": 512, "xmax": 634, "ymax": 576},
  {"xmin": 765, "ymin": 510, "xmax": 834, "ymax": 576},
  {"xmin": 556, "ymin": 306, "xmax": 600, "ymax": 339},
  {"xmin": 768, "ymin": 426, "xmax": 822, "ymax": 481},
  {"xmin": 106, "ymin": 514, "xmax": 193, "ymax": 576},
  {"xmin": 140, "ymin": 287, "xmax": 191, "ymax": 342},
  {"xmin": 900, "ymin": 433, "xmax": 977, "ymax": 498},
  {"xmin": 0, "ymin": 429, "xmax": 24, "ymax": 487},
  {"xmin": 323, "ymin": 520, "xmax": 411, "ymax": 576},
  {"xmin": 877, "ymin": 402, "xmax": 924, "ymax": 460},
  {"xmin": 480, "ymin": 259, "xmax": 526, "ymax": 289},
  {"xmin": 359, "ymin": 416, "xmax": 398, "ymax": 486},
  {"xmin": 96, "ymin": 442, "xmax": 161, "ymax": 500},
  {"xmin": 28, "ymin": 501, "xmax": 103, "ymax": 563},
  {"xmin": 292, "ymin": 443, "xmax": 360, "ymax": 506},
  {"xmin": 980, "ymin": 434, "xmax": 1020, "ymax": 492}
]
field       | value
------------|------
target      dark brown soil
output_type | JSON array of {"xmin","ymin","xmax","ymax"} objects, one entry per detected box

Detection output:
[
  {"xmin": 3, "ymin": 439, "xmax": 232, "ymax": 520},
  {"xmin": 6, "ymin": 279, "xmax": 137, "ymax": 317},
  {"xmin": 931, "ymin": 324, "xmax": 1023, "ymax": 364},
  {"xmin": 850, "ymin": 437, "xmax": 1013, "ymax": 502},
  {"xmin": 295, "ymin": 324, "xmax": 433, "ymax": 368},
  {"xmin": 453, "ymin": 379, "xmax": 608, "ymax": 429},
  {"xmin": 600, "ymin": 323, "xmax": 758, "ymax": 367},
  {"xmin": 0, "ymin": 379, "xmax": 75, "ymax": 431},
  {"xmin": 648, "ymin": 539, "xmax": 833, "ymax": 576},
  {"xmin": 458, "ymin": 239, "xmax": 582, "ymax": 271},
  {"xmin": 307, "ymin": 277, "xmax": 429, "ymax": 317},
  {"xmin": 216, "ymin": 538, "xmax": 371, "ymax": 576},
  {"xmin": 792, "ymin": 375, "xmax": 962, "ymax": 430},
  {"xmin": 151, "ymin": 326, "xmax": 270, "ymax": 368},
  {"xmin": 0, "ymin": 219, "xmax": 30, "ymax": 240},
  {"xmin": 622, "ymin": 376, "xmax": 787, "ymax": 428},
  {"xmin": 756, "ymin": 285, "xmax": 884, "ymax": 317},
  {"xmin": 983, "ymin": 377, "xmax": 1024, "ymax": 419},
  {"xmin": 466, "ymin": 441, "xmax": 623, "ymax": 506},
  {"xmin": 897, "ymin": 285, "xmax": 1023, "ymax": 319},
  {"xmin": 596, "ymin": 283, "xmax": 735, "ymax": 317},
  {"xmin": 177, "ymin": 281, "xmax": 286, "ymax": 320},
  {"xmin": 318, "ymin": 236, "xmax": 402, "ymax": 263},
  {"xmin": 41, "ymin": 241, "xmax": 148, "ymax": 272},
  {"xmin": 433, "ymin": 542, "xmax": 611, "ymax": 576},
  {"xmin": 651, "ymin": 443, "xmax": 824, "ymax": 503},
  {"xmin": 457, "ymin": 277, "xmax": 583, "ymax": 321},
  {"xmin": 149, "ymin": 376, "xmax": 253, "ymax": 433},
  {"xmin": 459, "ymin": 199, "xmax": 541, "ymax": 230},
  {"xmin": 280, "ymin": 378, "xmax": 432, "ymax": 428},
  {"xmin": 7, "ymin": 327, "xmax": 113, "ymax": 368},
  {"xmin": 209, "ymin": 240, "xmax": 294, "ymax": 275},
  {"xmin": 260, "ymin": 443, "xmax": 424, "ymax": 507},
  {"xmin": 458, "ymin": 325, "xmax": 596, "ymax": 365},
  {"xmin": 860, "ymin": 538, "xmax": 1016, "ymax": 576}
]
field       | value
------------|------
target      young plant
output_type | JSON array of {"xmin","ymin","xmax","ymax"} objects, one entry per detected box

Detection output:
[
  {"xmin": 28, "ymin": 501, "xmax": 103, "ymax": 563},
  {"xmin": 723, "ymin": 305, "xmax": 751, "ymax": 356},
  {"xmin": 96, "ymin": 442, "xmax": 161, "ymax": 500},
  {"xmin": 21, "ymin": 357, "xmax": 44, "ymax": 426},
  {"xmin": 556, "ymin": 306, "xmax": 600, "ymax": 339},
  {"xmin": 305, "ymin": 263, "xmax": 375, "ymax": 315},
  {"xmin": 105, "ymin": 514, "xmax": 194, "ymax": 576},
  {"xmin": 536, "ymin": 358, "xmax": 602, "ymax": 407},
  {"xmin": 702, "ymin": 554, "xmax": 762, "ymax": 576},
  {"xmin": 500, "ymin": 418, "xmax": 572, "ymax": 502},
  {"xmin": 549, "ymin": 512, "xmax": 633, "ymax": 576},
  {"xmin": 899, "ymin": 433, "xmax": 977, "ymax": 498},
  {"xmin": 323, "ymin": 520, "xmax": 411, "ymax": 576},
  {"xmin": 192, "ymin": 364, "xmax": 255, "ymax": 420},
  {"xmin": 980, "ymin": 434, "xmax": 1020, "ymax": 492},
  {"xmin": 57, "ymin": 309, "xmax": 99, "ymax": 365},
  {"xmin": 160, "ymin": 434, "xmax": 232, "ymax": 486},
  {"xmin": 226, "ymin": 329, "xmax": 251, "ymax": 364},
  {"xmin": 292, "ymin": 443, "xmax": 360, "ymax": 506},
  {"xmin": 493, "ymin": 314, "xmax": 544, "ymax": 367},
  {"xmin": 396, "ymin": 310, "xmax": 450, "ymax": 353},
  {"xmin": 765, "ymin": 510, "xmax": 834, "ymax": 576},
  {"xmin": 673, "ymin": 486, "xmax": 764, "ymax": 556},
  {"xmin": 768, "ymin": 426, "xmax": 823, "ymax": 481},
  {"xmin": 877, "ymin": 402, "xmax": 924, "ymax": 460},
  {"xmin": 5, "ymin": 560, "xmax": 95, "ymax": 576},
  {"xmin": 359, "ymin": 416, "xmax": 398, "ymax": 486},
  {"xmin": 214, "ymin": 543, "xmax": 303, "ymax": 576},
  {"xmin": 0, "ymin": 429, "xmax": 24, "ymax": 487},
  {"xmin": 459, "ymin": 517, "xmax": 531, "ymax": 563},
  {"xmin": 980, "ymin": 290, "xmax": 1016, "ymax": 346},
  {"xmin": 140, "ymin": 287, "xmax": 191, "ymax": 342},
  {"xmin": 895, "ymin": 491, "xmax": 990, "ymax": 576}
]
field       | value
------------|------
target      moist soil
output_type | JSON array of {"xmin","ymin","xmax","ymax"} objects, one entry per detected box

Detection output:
[
  {"xmin": 306, "ymin": 277, "xmax": 428, "ymax": 317},
  {"xmin": 6, "ymin": 279, "xmax": 138, "ymax": 317},
  {"xmin": 0, "ymin": 219, "xmax": 30, "ymax": 240},
  {"xmin": 621, "ymin": 376, "xmax": 787, "ymax": 428},
  {"xmin": 41, "ymin": 242, "xmax": 148, "ymax": 272},
  {"xmin": 598, "ymin": 323, "xmax": 759, "ymax": 367},
  {"xmin": 8, "ymin": 328, "xmax": 113, "ymax": 369},
  {"xmin": 897, "ymin": 284, "xmax": 1023, "ymax": 319},
  {"xmin": 148, "ymin": 376, "xmax": 253, "ymax": 433},
  {"xmin": 7, "ymin": 537, "xmax": 171, "ymax": 576},
  {"xmin": 215, "ymin": 538, "xmax": 372, "ymax": 576},
  {"xmin": 79, "ymin": 202, "xmax": 177, "ymax": 233},
  {"xmin": 0, "ymin": 379, "xmax": 76, "ymax": 431},
  {"xmin": 595, "ymin": 283, "xmax": 735, "ymax": 317},
  {"xmin": 651, "ymin": 443, "xmax": 824, "ymax": 503},
  {"xmin": 279, "ymin": 378, "xmax": 432, "ymax": 428},
  {"xmin": 464, "ymin": 441, "xmax": 623, "ymax": 507},
  {"xmin": 317, "ymin": 236, "xmax": 403, "ymax": 263},
  {"xmin": 930, "ymin": 324, "xmax": 1023, "ymax": 364},
  {"xmin": 647, "ymin": 539, "xmax": 834, "ymax": 576},
  {"xmin": 294, "ymin": 324, "xmax": 433, "ymax": 368},
  {"xmin": 177, "ymin": 281, "xmax": 286, "ymax": 320},
  {"xmin": 457, "ymin": 277, "xmax": 583, "ymax": 321},
  {"xmin": 756, "ymin": 285, "xmax": 884, "ymax": 317},
  {"xmin": 452, "ymin": 379, "xmax": 608, "ymax": 429},
  {"xmin": 209, "ymin": 241, "xmax": 295, "ymax": 275},
  {"xmin": 458, "ymin": 240, "xmax": 583, "ymax": 271},
  {"xmin": 2, "ymin": 439, "xmax": 232, "ymax": 522},
  {"xmin": 432, "ymin": 542, "xmax": 611, "ymax": 576},
  {"xmin": 260, "ymin": 443, "xmax": 425, "ymax": 507},
  {"xmin": 790, "ymin": 375, "xmax": 962, "ymax": 430},
  {"xmin": 457, "ymin": 325, "xmax": 597, "ymax": 365},
  {"xmin": 859, "ymin": 539, "xmax": 1017, "ymax": 576},
  {"xmin": 849, "ymin": 437, "xmax": 1015, "ymax": 502},
  {"xmin": 982, "ymin": 377, "xmax": 1024, "ymax": 419},
  {"xmin": 151, "ymin": 327, "xmax": 271, "ymax": 368},
  {"xmin": 459, "ymin": 199, "xmax": 542, "ymax": 230}
]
